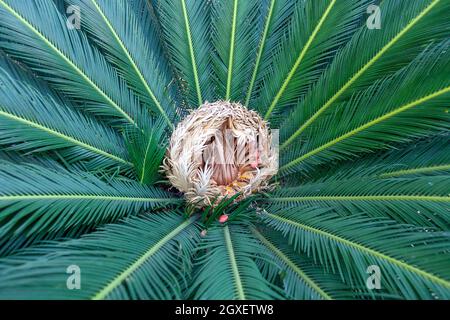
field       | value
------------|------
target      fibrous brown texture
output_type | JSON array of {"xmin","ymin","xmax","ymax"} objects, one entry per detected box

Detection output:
[{"xmin": 163, "ymin": 101, "xmax": 278, "ymax": 207}]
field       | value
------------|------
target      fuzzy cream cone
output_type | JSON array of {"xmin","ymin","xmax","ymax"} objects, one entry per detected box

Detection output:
[{"xmin": 162, "ymin": 101, "xmax": 278, "ymax": 207}]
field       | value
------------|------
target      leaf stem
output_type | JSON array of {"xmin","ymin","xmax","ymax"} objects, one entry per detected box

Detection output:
[
  {"xmin": 224, "ymin": 225, "xmax": 246, "ymax": 300},
  {"xmin": 226, "ymin": 0, "xmax": 239, "ymax": 100},
  {"xmin": 280, "ymin": 0, "xmax": 441, "ymax": 147},
  {"xmin": 92, "ymin": 217, "xmax": 195, "ymax": 300},
  {"xmin": 264, "ymin": 0, "xmax": 336, "ymax": 120},
  {"xmin": 266, "ymin": 212, "xmax": 450, "ymax": 289},
  {"xmin": 181, "ymin": 0, "xmax": 203, "ymax": 105}
]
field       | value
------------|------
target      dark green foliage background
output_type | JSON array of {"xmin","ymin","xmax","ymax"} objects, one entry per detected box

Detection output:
[{"xmin": 0, "ymin": 0, "xmax": 448, "ymax": 299}]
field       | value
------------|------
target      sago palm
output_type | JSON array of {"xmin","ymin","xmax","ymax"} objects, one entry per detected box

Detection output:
[{"xmin": 0, "ymin": 0, "xmax": 449, "ymax": 300}]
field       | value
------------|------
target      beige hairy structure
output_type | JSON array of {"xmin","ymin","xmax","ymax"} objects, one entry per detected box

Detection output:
[{"xmin": 163, "ymin": 101, "xmax": 278, "ymax": 207}]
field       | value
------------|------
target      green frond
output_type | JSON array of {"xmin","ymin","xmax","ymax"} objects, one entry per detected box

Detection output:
[
  {"xmin": 0, "ymin": 0, "xmax": 448, "ymax": 301},
  {"xmin": 127, "ymin": 0, "xmax": 174, "ymax": 81},
  {"xmin": 260, "ymin": 206, "xmax": 450, "ymax": 299},
  {"xmin": 268, "ymin": 175, "xmax": 450, "ymax": 230},
  {"xmin": 377, "ymin": 135, "xmax": 450, "ymax": 178},
  {"xmin": 244, "ymin": 0, "xmax": 298, "ymax": 106},
  {"xmin": 0, "ymin": 161, "xmax": 181, "ymax": 245},
  {"xmin": 0, "ymin": 212, "xmax": 199, "ymax": 299},
  {"xmin": 0, "ymin": 54, "xmax": 132, "ymax": 173},
  {"xmin": 381, "ymin": 164, "xmax": 450, "ymax": 178},
  {"xmin": 66, "ymin": 0, "xmax": 176, "ymax": 128},
  {"xmin": 253, "ymin": 227, "xmax": 363, "ymax": 300},
  {"xmin": 0, "ymin": 150, "xmax": 64, "ymax": 168},
  {"xmin": 190, "ymin": 223, "xmax": 281, "ymax": 299},
  {"xmin": 281, "ymin": 0, "xmax": 449, "ymax": 147},
  {"xmin": 0, "ymin": 153, "xmax": 97, "ymax": 256},
  {"xmin": 125, "ymin": 116, "xmax": 168, "ymax": 185},
  {"xmin": 0, "ymin": 0, "xmax": 147, "ymax": 129},
  {"xmin": 154, "ymin": 0, "xmax": 213, "ymax": 107},
  {"xmin": 279, "ymin": 41, "xmax": 450, "ymax": 174},
  {"xmin": 309, "ymin": 133, "xmax": 450, "ymax": 182},
  {"xmin": 256, "ymin": 0, "xmax": 369, "ymax": 120},
  {"xmin": 0, "ymin": 222, "xmax": 94, "ymax": 258},
  {"xmin": 211, "ymin": 0, "xmax": 262, "ymax": 102}
]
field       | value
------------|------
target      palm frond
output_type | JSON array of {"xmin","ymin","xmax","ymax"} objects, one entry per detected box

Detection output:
[
  {"xmin": 127, "ymin": 0, "xmax": 174, "ymax": 82},
  {"xmin": 253, "ymin": 227, "xmax": 363, "ymax": 299},
  {"xmin": 260, "ymin": 206, "xmax": 450, "ymax": 299},
  {"xmin": 0, "ymin": 0, "xmax": 147, "ymax": 129},
  {"xmin": 268, "ymin": 175, "xmax": 450, "ymax": 230},
  {"xmin": 311, "ymin": 133, "xmax": 450, "ymax": 182},
  {"xmin": 190, "ymin": 223, "xmax": 281, "ymax": 299},
  {"xmin": 0, "ymin": 152, "xmax": 97, "ymax": 256},
  {"xmin": 0, "ymin": 212, "xmax": 199, "ymax": 299},
  {"xmin": 211, "ymin": 0, "xmax": 262, "ymax": 102},
  {"xmin": 280, "ymin": 41, "xmax": 450, "ymax": 174},
  {"xmin": 377, "ymin": 135, "xmax": 450, "ymax": 178},
  {"xmin": 66, "ymin": 0, "xmax": 176, "ymax": 128},
  {"xmin": 154, "ymin": 0, "xmax": 213, "ymax": 107},
  {"xmin": 244, "ymin": 0, "xmax": 298, "ymax": 106},
  {"xmin": 281, "ymin": 0, "xmax": 449, "ymax": 147},
  {"xmin": 255, "ymin": 0, "xmax": 369, "ymax": 120},
  {"xmin": 0, "ymin": 161, "xmax": 181, "ymax": 245},
  {"xmin": 125, "ymin": 116, "xmax": 168, "ymax": 185},
  {"xmin": 0, "ymin": 53, "xmax": 132, "ymax": 172},
  {"xmin": 0, "ymin": 0, "xmax": 448, "ymax": 301}
]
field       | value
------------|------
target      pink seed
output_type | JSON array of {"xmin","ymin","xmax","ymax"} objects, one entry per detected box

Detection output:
[{"xmin": 219, "ymin": 215, "xmax": 229, "ymax": 223}]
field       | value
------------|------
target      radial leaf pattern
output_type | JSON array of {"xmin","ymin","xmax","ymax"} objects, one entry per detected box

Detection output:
[{"xmin": 0, "ymin": 0, "xmax": 448, "ymax": 300}]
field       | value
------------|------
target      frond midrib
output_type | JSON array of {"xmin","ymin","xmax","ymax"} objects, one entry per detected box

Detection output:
[
  {"xmin": 0, "ymin": 110, "xmax": 131, "ymax": 166},
  {"xmin": 0, "ymin": 0, "xmax": 138, "ymax": 128},
  {"xmin": 225, "ymin": 0, "xmax": 238, "ymax": 100},
  {"xmin": 140, "ymin": 137, "xmax": 154, "ymax": 183},
  {"xmin": 281, "ymin": 0, "xmax": 441, "ymax": 149},
  {"xmin": 92, "ymin": 217, "xmax": 195, "ymax": 300},
  {"xmin": 90, "ymin": 0, "xmax": 173, "ymax": 129},
  {"xmin": 180, "ymin": 0, "xmax": 203, "ymax": 105},
  {"xmin": 264, "ymin": 0, "xmax": 336, "ymax": 120},
  {"xmin": 0, "ymin": 194, "xmax": 177, "ymax": 202},
  {"xmin": 252, "ymin": 227, "xmax": 332, "ymax": 300},
  {"xmin": 271, "ymin": 195, "xmax": 450, "ymax": 202},
  {"xmin": 224, "ymin": 225, "xmax": 246, "ymax": 300},
  {"xmin": 280, "ymin": 86, "xmax": 450, "ymax": 172},
  {"xmin": 379, "ymin": 164, "xmax": 450, "ymax": 178},
  {"xmin": 266, "ymin": 212, "xmax": 450, "ymax": 289},
  {"xmin": 244, "ymin": 0, "xmax": 275, "ymax": 106}
]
